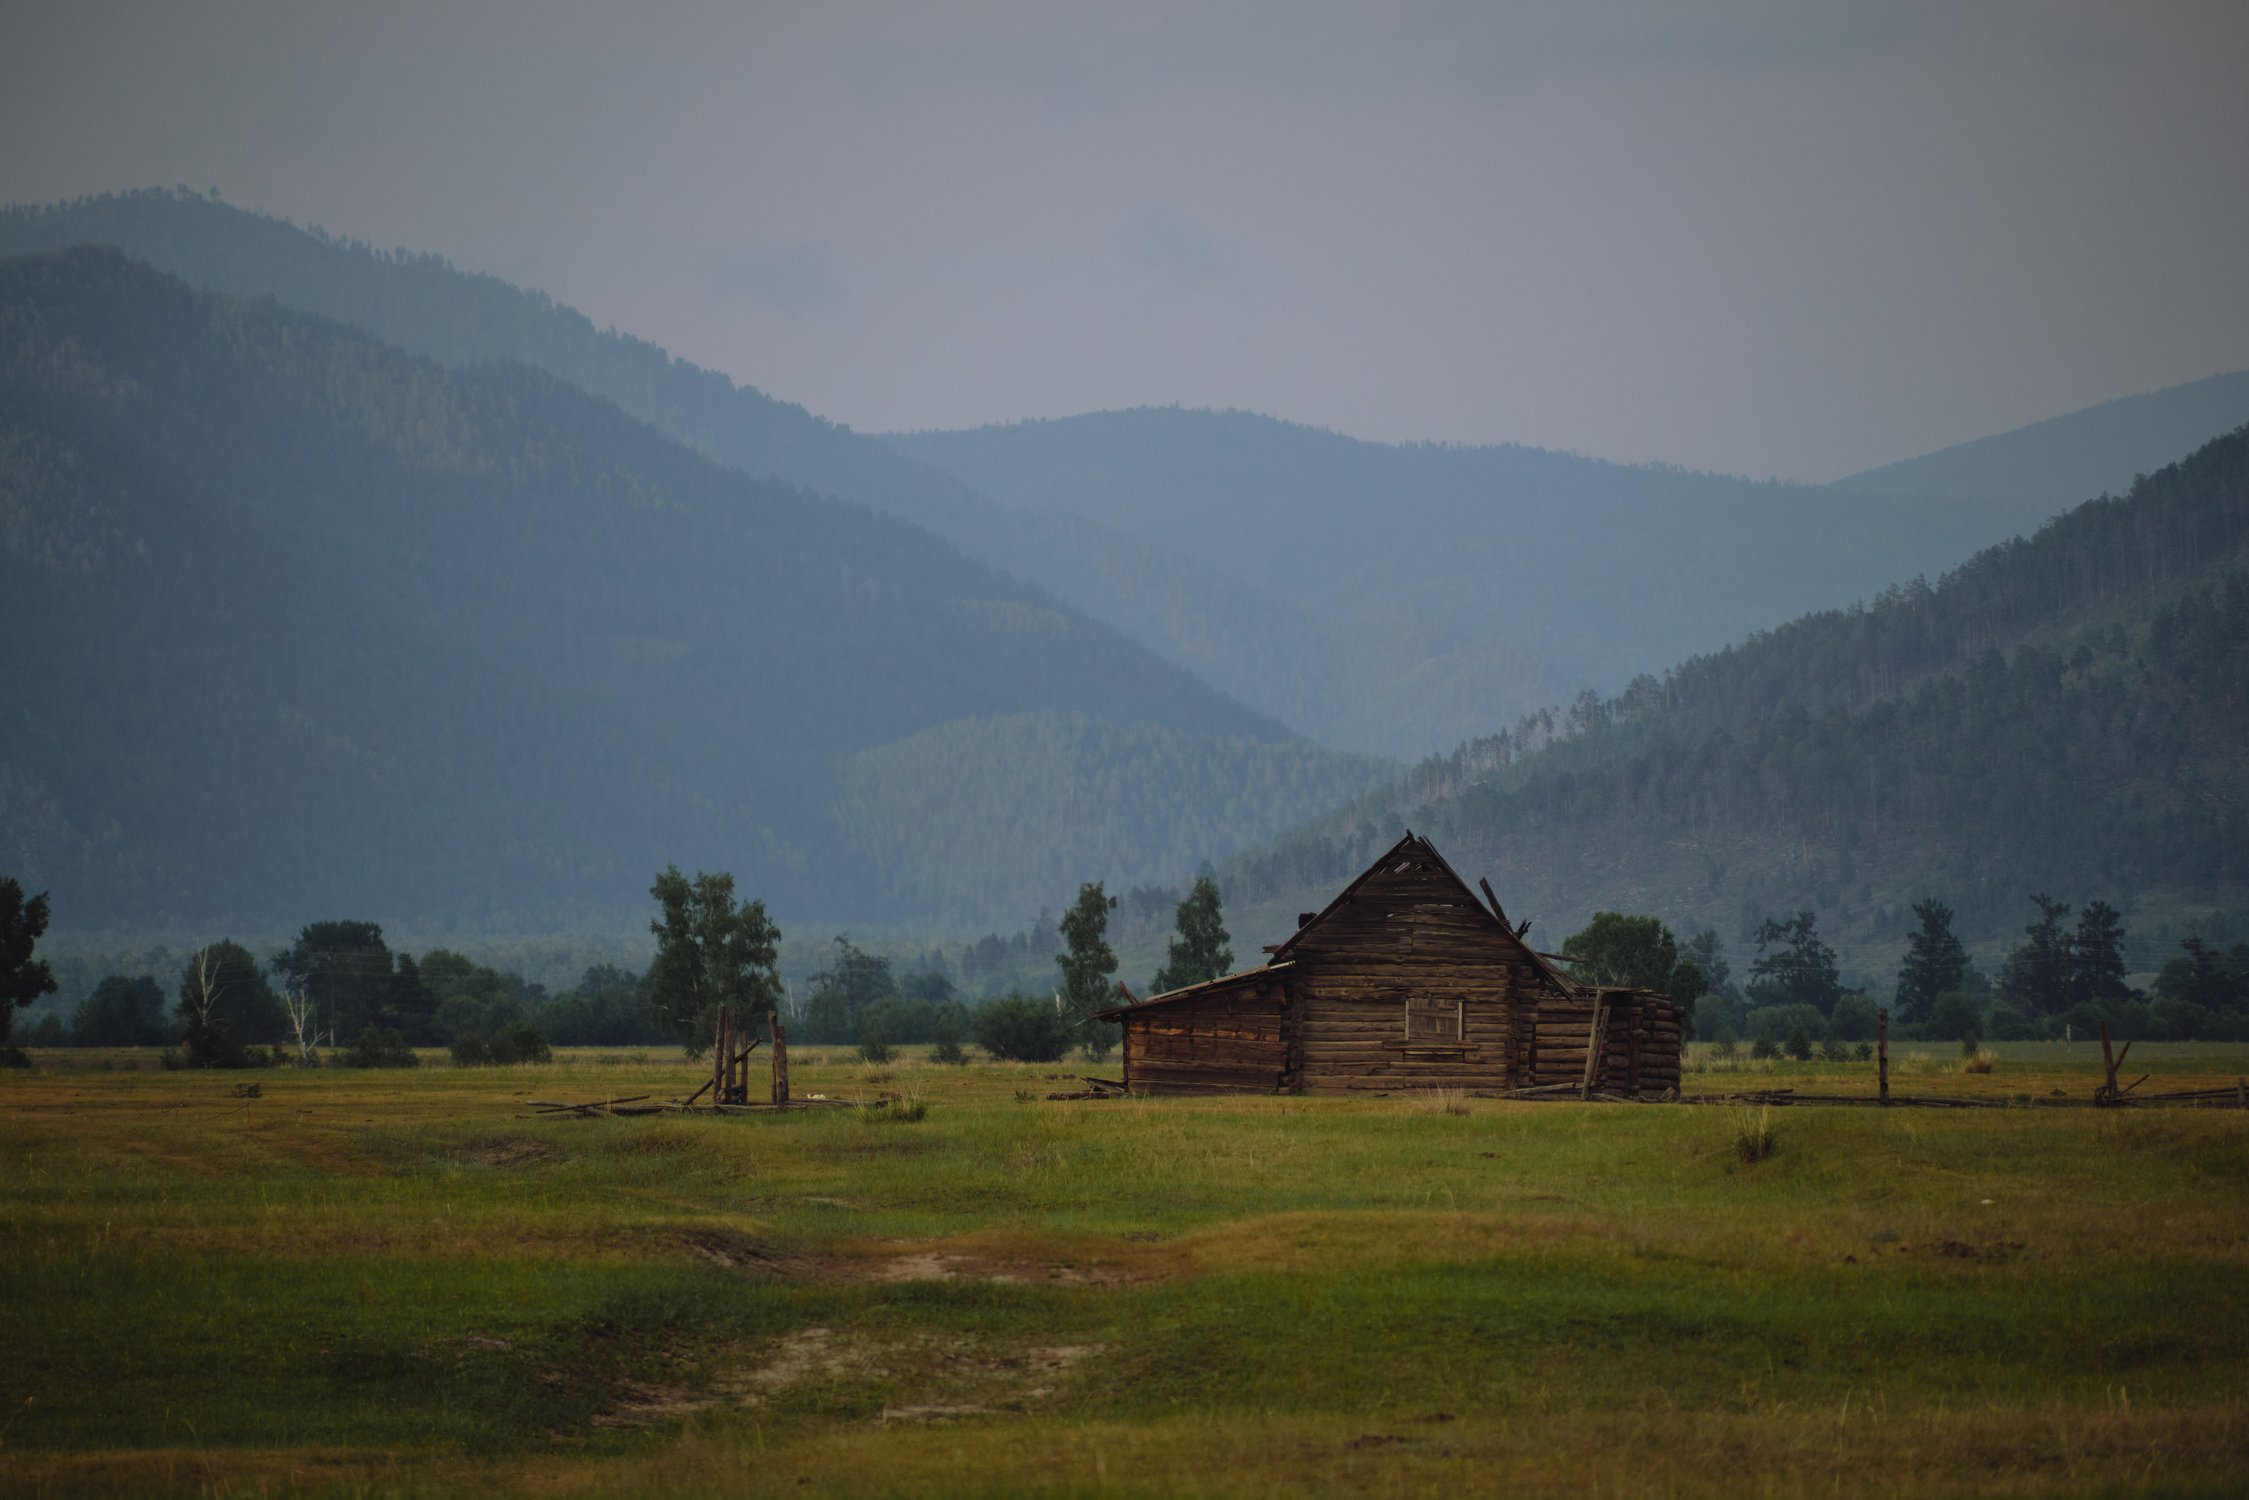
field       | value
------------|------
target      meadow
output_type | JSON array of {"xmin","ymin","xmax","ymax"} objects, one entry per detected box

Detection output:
[{"xmin": 3, "ymin": 1042, "xmax": 2246, "ymax": 1498}]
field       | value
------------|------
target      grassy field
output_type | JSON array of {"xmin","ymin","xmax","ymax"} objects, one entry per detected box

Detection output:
[{"xmin": 3, "ymin": 1041, "xmax": 2246, "ymax": 1497}]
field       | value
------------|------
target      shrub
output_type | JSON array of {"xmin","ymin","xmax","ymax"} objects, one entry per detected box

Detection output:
[
  {"xmin": 1983, "ymin": 998, "xmax": 2041, "ymax": 1041},
  {"xmin": 1828, "ymin": 992, "xmax": 1880, "ymax": 1042},
  {"xmin": 1732, "ymin": 1106, "xmax": 1776, "ymax": 1164},
  {"xmin": 500, "ymin": 1021, "xmax": 552, "ymax": 1065},
  {"xmin": 1926, "ymin": 989, "xmax": 1984, "ymax": 1043},
  {"xmin": 1750, "ymin": 1035, "xmax": 1777, "ymax": 1061},
  {"xmin": 1963, "ymin": 1049, "xmax": 1997, "ymax": 1074},
  {"xmin": 1784, "ymin": 1020, "xmax": 1813, "ymax": 1061},
  {"xmin": 1853, "ymin": 1041, "xmax": 1874, "ymax": 1062},
  {"xmin": 857, "ymin": 1025, "xmax": 894, "ymax": 1065},
  {"xmin": 1711, "ymin": 1028, "xmax": 1738, "ymax": 1061},
  {"xmin": 1959, "ymin": 1030, "xmax": 1981, "ymax": 1057},
  {"xmin": 344, "ymin": 1026, "xmax": 418, "ymax": 1068},
  {"xmin": 451, "ymin": 1022, "xmax": 551, "ymax": 1066},
  {"xmin": 973, "ymin": 995, "xmax": 1074, "ymax": 1062},
  {"xmin": 1818, "ymin": 1036, "xmax": 1850, "ymax": 1063},
  {"xmin": 929, "ymin": 1006, "xmax": 967, "ymax": 1065}
]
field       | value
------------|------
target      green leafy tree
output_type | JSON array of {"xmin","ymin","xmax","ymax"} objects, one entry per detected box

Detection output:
[
  {"xmin": 177, "ymin": 942, "xmax": 283, "ymax": 1067},
  {"xmin": 1683, "ymin": 929, "xmax": 1733, "ymax": 1000},
  {"xmin": 72, "ymin": 974, "xmax": 169, "ymax": 1046},
  {"xmin": 1, "ymin": 878, "xmax": 58, "ymax": 1055},
  {"xmin": 178, "ymin": 941, "xmax": 286, "ymax": 1045},
  {"xmin": 1563, "ymin": 912, "xmax": 1708, "ymax": 1021},
  {"xmin": 647, "ymin": 866, "xmax": 781, "ymax": 1055},
  {"xmin": 1057, "ymin": 882, "xmax": 1120, "ymax": 1062},
  {"xmin": 1747, "ymin": 911, "xmax": 1842, "ymax": 1014},
  {"xmin": 2154, "ymin": 938, "xmax": 2244, "ymax": 1012},
  {"xmin": 420, "ymin": 949, "xmax": 543, "ymax": 1042},
  {"xmin": 273, "ymin": 922, "xmax": 397, "ymax": 1041},
  {"xmin": 1894, "ymin": 899, "xmax": 1970, "ymax": 1023},
  {"xmin": 800, "ymin": 936, "xmax": 896, "ymax": 1044},
  {"xmin": 2070, "ymin": 900, "xmax": 2132, "ymax": 1009},
  {"xmin": 1153, "ymin": 874, "xmax": 1233, "ymax": 994},
  {"xmin": 1997, "ymin": 895, "xmax": 2075, "ymax": 1016}
]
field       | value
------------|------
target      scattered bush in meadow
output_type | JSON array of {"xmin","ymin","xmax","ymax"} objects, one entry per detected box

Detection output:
[
  {"xmin": 450, "ymin": 1022, "xmax": 552, "ymax": 1066},
  {"xmin": 344, "ymin": 1026, "xmax": 419, "ymax": 1068},
  {"xmin": 1963, "ymin": 1049, "xmax": 1997, "ymax": 1074},
  {"xmin": 974, "ymin": 995, "xmax": 1074, "ymax": 1062},
  {"xmin": 1732, "ymin": 1106, "xmax": 1777, "ymax": 1164}
]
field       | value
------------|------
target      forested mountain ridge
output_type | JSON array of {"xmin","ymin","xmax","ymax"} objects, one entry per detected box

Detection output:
[
  {"xmin": 0, "ymin": 190, "xmax": 1472, "ymax": 757},
  {"xmin": 885, "ymin": 405, "xmax": 2153, "ymax": 752},
  {"xmin": 12, "ymin": 192, "xmax": 2243, "ymax": 765},
  {"xmin": 1212, "ymin": 426, "xmax": 2249, "ymax": 979},
  {"xmin": 0, "ymin": 247, "xmax": 1388, "ymax": 931}
]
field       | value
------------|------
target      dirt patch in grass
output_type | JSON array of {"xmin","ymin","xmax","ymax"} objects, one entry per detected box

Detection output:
[
  {"xmin": 592, "ymin": 1326, "xmax": 1103, "ymax": 1430},
  {"xmin": 871, "ymin": 1250, "xmax": 1138, "ymax": 1287},
  {"xmin": 455, "ymin": 1135, "xmax": 556, "ymax": 1169},
  {"xmin": 652, "ymin": 1224, "xmax": 821, "ymax": 1277}
]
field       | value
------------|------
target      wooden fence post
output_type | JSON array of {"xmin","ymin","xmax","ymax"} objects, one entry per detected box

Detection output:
[
  {"xmin": 713, "ymin": 1005, "xmax": 731, "ymax": 1106},
  {"xmin": 770, "ymin": 1009, "xmax": 790, "ymax": 1106},
  {"xmin": 1877, "ymin": 1008, "xmax": 1889, "ymax": 1106}
]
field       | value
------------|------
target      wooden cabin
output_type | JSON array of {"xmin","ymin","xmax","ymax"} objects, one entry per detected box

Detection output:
[{"xmin": 1097, "ymin": 832, "xmax": 1684, "ymax": 1097}]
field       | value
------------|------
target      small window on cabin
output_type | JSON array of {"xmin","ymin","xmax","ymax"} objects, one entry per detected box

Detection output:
[{"xmin": 1404, "ymin": 998, "xmax": 1463, "ymax": 1043}]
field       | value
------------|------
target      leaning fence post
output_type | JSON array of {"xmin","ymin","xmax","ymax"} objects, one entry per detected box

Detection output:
[{"xmin": 1877, "ymin": 1008, "xmax": 1889, "ymax": 1106}]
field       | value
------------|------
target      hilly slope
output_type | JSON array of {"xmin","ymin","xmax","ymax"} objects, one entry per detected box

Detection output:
[
  {"xmin": 885, "ymin": 408, "xmax": 2093, "ymax": 738},
  {"xmin": 1836, "ymin": 371, "xmax": 2249, "ymax": 509},
  {"xmin": 1213, "ymin": 425, "xmax": 2249, "ymax": 979},
  {"xmin": 0, "ymin": 247, "xmax": 1387, "ymax": 932},
  {"xmin": 0, "ymin": 190, "xmax": 1534, "ymax": 758}
]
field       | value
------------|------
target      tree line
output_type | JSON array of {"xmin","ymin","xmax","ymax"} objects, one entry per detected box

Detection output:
[{"xmin": 0, "ymin": 865, "xmax": 1243, "ymax": 1071}]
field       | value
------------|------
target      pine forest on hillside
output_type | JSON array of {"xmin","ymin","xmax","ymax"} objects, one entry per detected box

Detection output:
[{"xmin": 1214, "ymin": 427, "xmax": 2249, "ymax": 997}]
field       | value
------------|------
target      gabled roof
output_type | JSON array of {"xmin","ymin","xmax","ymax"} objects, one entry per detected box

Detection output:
[
  {"xmin": 1268, "ymin": 831, "xmax": 1581, "ymax": 994},
  {"xmin": 1093, "ymin": 961, "xmax": 1294, "ymax": 1021}
]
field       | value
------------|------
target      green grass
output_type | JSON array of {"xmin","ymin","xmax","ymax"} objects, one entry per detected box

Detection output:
[{"xmin": 3, "ymin": 1044, "xmax": 2247, "ymax": 1496}]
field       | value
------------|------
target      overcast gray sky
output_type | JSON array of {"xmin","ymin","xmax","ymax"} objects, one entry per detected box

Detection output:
[{"xmin": 5, "ymin": 1, "xmax": 2246, "ymax": 479}]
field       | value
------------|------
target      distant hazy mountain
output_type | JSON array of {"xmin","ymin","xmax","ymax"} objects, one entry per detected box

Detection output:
[
  {"xmin": 1215, "ymin": 424, "xmax": 2249, "ymax": 977},
  {"xmin": 0, "ymin": 248, "xmax": 1387, "ymax": 931},
  {"xmin": 13, "ymin": 190, "xmax": 2240, "ymax": 781},
  {"xmin": 1835, "ymin": 371, "xmax": 2249, "ymax": 509},
  {"xmin": 0, "ymin": 191, "xmax": 1503, "ymax": 758},
  {"xmin": 887, "ymin": 408, "xmax": 2083, "ymax": 735}
]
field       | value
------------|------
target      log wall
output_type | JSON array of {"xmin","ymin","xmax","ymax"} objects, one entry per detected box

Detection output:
[
  {"xmin": 1114, "ymin": 841, "xmax": 1687, "ymax": 1099},
  {"xmin": 1520, "ymin": 988, "xmax": 1684, "ymax": 1095},
  {"xmin": 1120, "ymin": 976, "xmax": 1290, "ymax": 1096},
  {"xmin": 1287, "ymin": 852, "xmax": 1532, "ymax": 1094}
]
